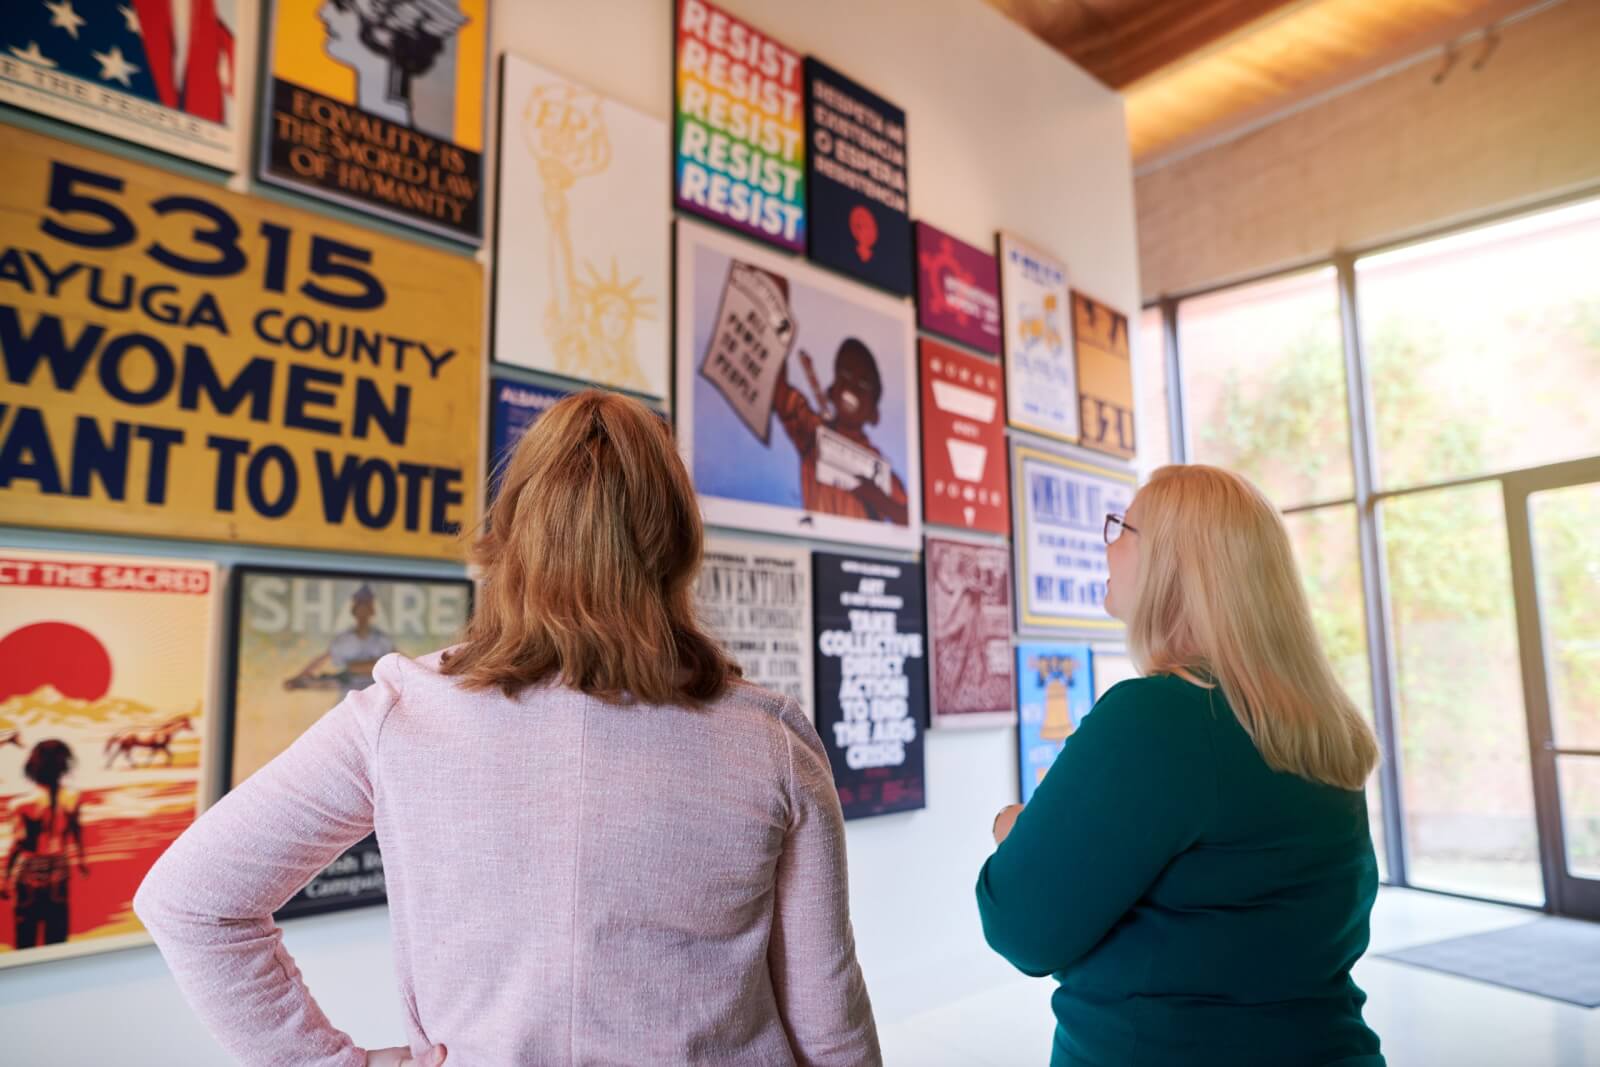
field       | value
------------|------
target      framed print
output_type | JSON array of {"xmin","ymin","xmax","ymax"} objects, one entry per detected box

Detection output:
[
  {"xmin": 493, "ymin": 55, "xmax": 668, "ymax": 397},
  {"xmin": 1012, "ymin": 442, "xmax": 1135, "ymax": 633},
  {"xmin": 225, "ymin": 566, "xmax": 472, "ymax": 919},
  {"xmin": 259, "ymin": 0, "xmax": 487, "ymax": 242},
  {"xmin": 926, "ymin": 536, "xmax": 1015, "ymax": 729},
  {"xmin": 676, "ymin": 218, "xmax": 920, "ymax": 550},
  {"xmin": 0, "ymin": 123, "xmax": 482, "ymax": 560},
  {"xmin": 919, "ymin": 338, "xmax": 1008, "ymax": 535},
  {"xmin": 674, "ymin": 0, "xmax": 804, "ymax": 252},
  {"xmin": 1072, "ymin": 291, "xmax": 1135, "ymax": 459},
  {"xmin": 803, "ymin": 57, "xmax": 910, "ymax": 295},
  {"xmin": 0, "ymin": 0, "xmax": 257, "ymax": 171},
  {"xmin": 1091, "ymin": 647, "xmax": 1139, "ymax": 700},
  {"xmin": 914, "ymin": 222, "xmax": 1000, "ymax": 355},
  {"xmin": 999, "ymin": 233, "xmax": 1078, "ymax": 442},
  {"xmin": 697, "ymin": 537, "xmax": 814, "ymax": 720},
  {"xmin": 0, "ymin": 548, "xmax": 218, "ymax": 968},
  {"xmin": 813, "ymin": 551, "xmax": 926, "ymax": 820},
  {"xmin": 1016, "ymin": 641, "xmax": 1092, "ymax": 803}
]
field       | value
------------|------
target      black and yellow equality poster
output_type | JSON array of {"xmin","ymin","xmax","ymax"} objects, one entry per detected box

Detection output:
[{"xmin": 0, "ymin": 124, "xmax": 481, "ymax": 559}]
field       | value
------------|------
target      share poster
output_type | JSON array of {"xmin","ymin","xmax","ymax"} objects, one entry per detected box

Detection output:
[
  {"xmin": 259, "ymin": 0, "xmax": 487, "ymax": 242},
  {"xmin": 813, "ymin": 552, "xmax": 926, "ymax": 820},
  {"xmin": 919, "ymin": 338, "xmax": 1008, "ymax": 534},
  {"xmin": 1016, "ymin": 641, "xmax": 1092, "ymax": 804},
  {"xmin": 999, "ymin": 233, "xmax": 1078, "ymax": 442},
  {"xmin": 914, "ymin": 222, "xmax": 1000, "ymax": 355},
  {"xmin": 677, "ymin": 219, "xmax": 920, "ymax": 550},
  {"xmin": 0, "ymin": 124, "xmax": 482, "ymax": 559},
  {"xmin": 0, "ymin": 0, "xmax": 256, "ymax": 172},
  {"xmin": 674, "ymin": 0, "xmax": 804, "ymax": 252},
  {"xmin": 0, "ymin": 548, "xmax": 217, "ymax": 968},
  {"xmin": 494, "ymin": 55, "xmax": 669, "ymax": 396},
  {"xmin": 803, "ymin": 58, "xmax": 910, "ymax": 294},
  {"xmin": 1072, "ymin": 291, "xmax": 1135, "ymax": 459},
  {"xmin": 696, "ymin": 537, "xmax": 814, "ymax": 720},
  {"xmin": 227, "ymin": 566, "xmax": 471, "ymax": 918},
  {"xmin": 926, "ymin": 537, "xmax": 1014, "ymax": 729},
  {"xmin": 1012, "ymin": 443, "xmax": 1134, "ymax": 633}
]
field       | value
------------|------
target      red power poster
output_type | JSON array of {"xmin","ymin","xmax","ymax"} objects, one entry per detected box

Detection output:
[{"xmin": 919, "ymin": 338, "xmax": 1009, "ymax": 534}]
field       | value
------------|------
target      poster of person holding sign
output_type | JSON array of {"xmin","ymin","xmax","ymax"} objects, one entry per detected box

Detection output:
[{"xmin": 675, "ymin": 219, "xmax": 919, "ymax": 550}]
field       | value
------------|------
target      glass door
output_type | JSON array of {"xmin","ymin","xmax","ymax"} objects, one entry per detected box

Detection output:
[{"xmin": 1505, "ymin": 459, "xmax": 1600, "ymax": 918}]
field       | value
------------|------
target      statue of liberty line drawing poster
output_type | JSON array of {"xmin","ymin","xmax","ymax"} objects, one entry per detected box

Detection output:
[
  {"xmin": 0, "ymin": 548, "xmax": 218, "ymax": 969},
  {"xmin": 259, "ymin": 0, "xmax": 487, "ymax": 242},
  {"xmin": 491, "ymin": 54, "xmax": 669, "ymax": 398}
]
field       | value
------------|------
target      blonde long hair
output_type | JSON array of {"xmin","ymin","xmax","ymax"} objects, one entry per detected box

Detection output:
[
  {"xmin": 1126, "ymin": 465, "xmax": 1379, "ymax": 790},
  {"xmin": 443, "ymin": 390, "xmax": 737, "ymax": 705}
]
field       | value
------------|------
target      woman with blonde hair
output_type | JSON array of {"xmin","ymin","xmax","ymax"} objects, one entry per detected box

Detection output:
[
  {"xmin": 978, "ymin": 464, "xmax": 1384, "ymax": 1067},
  {"xmin": 137, "ymin": 391, "xmax": 880, "ymax": 1066}
]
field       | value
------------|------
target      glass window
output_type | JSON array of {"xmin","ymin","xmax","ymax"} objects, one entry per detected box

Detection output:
[
  {"xmin": 1557, "ymin": 757, "xmax": 1600, "ymax": 881},
  {"xmin": 1382, "ymin": 483, "xmax": 1541, "ymax": 904},
  {"xmin": 1358, "ymin": 198, "xmax": 1600, "ymax": 491},
  {"xmin": 1135, "ymin": 306, "xmax": 1172, "ymax": 480},
  {"xmin": 1283, "ymin": 505, "xmax": 1386, "ymax": 878},
  {"xmin": 1177, "ymin": 268, "xmax": 1353, "ymax": 510},
  {"xmin": 1530, "ymin": 482, "xmax": 1600, "ymax": 751}
]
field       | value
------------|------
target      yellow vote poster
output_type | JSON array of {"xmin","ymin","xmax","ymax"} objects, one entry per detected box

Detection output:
[
  {"xmin": 260, "ymin": 0, "xmax": 488, "ymax": 243},
  {"xmin": 0, "ymin": 124, "xmax": 482, "ymax": 559}
]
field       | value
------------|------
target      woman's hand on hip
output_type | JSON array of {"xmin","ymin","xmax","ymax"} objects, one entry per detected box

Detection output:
[{"xmin": 365, "ymin": 1043, "xmax": 447, "ymax": 1067}]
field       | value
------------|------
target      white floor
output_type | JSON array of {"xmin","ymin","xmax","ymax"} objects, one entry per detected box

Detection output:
[{"xmin": 876, "ymin": 888, "xmax": 1600, "ymax": 1066}]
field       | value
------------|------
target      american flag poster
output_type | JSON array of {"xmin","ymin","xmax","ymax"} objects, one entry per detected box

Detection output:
[{"xmin": 0, "ymin": 0, "xmax": 255, "ymax": 171}]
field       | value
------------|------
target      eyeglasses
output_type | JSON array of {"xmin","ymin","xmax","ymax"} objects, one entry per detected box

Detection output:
[{"xmin": 1104, "ymin": 513, "xmax": 1139, "ymax": 545}]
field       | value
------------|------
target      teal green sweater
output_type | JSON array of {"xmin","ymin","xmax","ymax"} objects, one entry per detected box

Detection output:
[{"xmin": 977, "ymin": 674, "xmax": 1384, "ymax": 1067}]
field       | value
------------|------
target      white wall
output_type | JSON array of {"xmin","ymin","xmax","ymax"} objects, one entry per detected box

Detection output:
[{"xmin": 0, "ymin": 1, "xmax": 1140, "ymax": 1059}]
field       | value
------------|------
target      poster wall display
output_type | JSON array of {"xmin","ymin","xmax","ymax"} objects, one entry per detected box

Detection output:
[
  {"xmin": 0, "ymin": 0, "xmax": 256, "ymax": 172},
  {"xmin": 226, "ymin": 566, "xmax": 472, "ymax": 919},
  {"xmin": 674, "ymin": 0, "xmax": 804, "ymax": 252},
  {"xmin": 1015, "ymin": 641, "xmax": 1092, "ymax": 804},
  {"xmin": 919, "ymin": 338, "xmax": 1008, "ymax": 535},
  {"xmin": 813, "ymin": 552, "xmax": 926, "ymax": 819},
  {"xmin": 999, "ymin": 233, "xmax": 1078, "ymax": 442},
  {"xmin": 676, "ymin": 219, "xmax": 920, "ymax": 551},
  {"xmin": 259, "ymin": 0, "xmax": 487, "ymax": 242},
  {"xmin": 488, "ymin": 377, "xmax": 568, "ymax": 497},
  {"xmin": 914, "ymin": 223, "xmax": 1000, "ymax": 355},
  {"xmin": 1091, "ymin": 648, "xmax": 1139, "ymax": 700},
  {"xmin": 1072, "ymin": 291, "xmax": 1135, "ymax": 459},
  {"xmin": 803, "ymin": 58, "xmax": 910, "ymax": 295},
  {"xmin": 0, "ymin": 548, "xmax": 217, "ymax": 968},
  {"xmin": 493, "ymin": 55, "xmax": 668, "ymax": 397},
  {"xmin": 0, "ymin": 124, "xmax": 482, "ymax": 560},
  {"xmin": 696, "ymin": 537, "xmax": 814, "ymax": 720},
  {"xmin": 926, "ymin": 537, "xmax": 1015, "ymax": 729},
  {"xmin": 1012, "ymin": 443, "xmax": 1135, "ymax": 633}
]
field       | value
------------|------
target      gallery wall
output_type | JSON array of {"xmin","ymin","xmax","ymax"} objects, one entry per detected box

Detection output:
[{"xmin": 0, "ymin": 0, "xmax": 1143, "ymax": 1059}]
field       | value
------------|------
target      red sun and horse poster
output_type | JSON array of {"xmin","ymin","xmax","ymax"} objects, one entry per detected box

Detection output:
[{"xmin": 0, "ymin": 548, "xmax": 217, "ymax": 968}]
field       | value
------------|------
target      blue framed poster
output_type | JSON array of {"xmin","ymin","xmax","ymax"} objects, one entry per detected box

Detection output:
[
  {"xmin": 1016, "ymin": 642, "xmax": 1093, "ymax": 804},
  {"xmin": 488, "ymin": 378, "xmax": 569, "ymax": 497},
  {"xmin": 814, "ymin": 551, "xmax": 927, "ymax": 819},
  {"xmin": 803, "ymin": 58, "xmax": 911, "ymax": 295},
  {"xmin": 1012, "ymin": 441, "xmax": 1135, "ymax": 633}
]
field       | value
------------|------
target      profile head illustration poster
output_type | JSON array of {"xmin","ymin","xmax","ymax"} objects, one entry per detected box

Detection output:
[
  {"xmin": 493, "ymin": 54, "xmax": 668, "ymax": 397},
  {"xmin": 0, "ymin": 548, "xmax": 217, "ymax": 969},
  {"xmin": 675, "ymin": 219, "xmax": 920, "ymax": 551},
  {"xmin": 260, "ymin": 0, "xmax": 487, "ymax": 242},
  {"xmin": 226, "ymin": 566, "xmax": 471, "ymax": 918}
]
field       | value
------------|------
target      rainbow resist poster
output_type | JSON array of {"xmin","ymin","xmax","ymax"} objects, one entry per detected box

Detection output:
[{"xmin": 674, "ymin": 0, "xmax": 804, "ymax": 252}]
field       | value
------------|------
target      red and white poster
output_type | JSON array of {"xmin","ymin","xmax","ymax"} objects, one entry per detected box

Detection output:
[
  {"xmin": 919, "ymin": 338, "xmax": 1008, "ymax": 534},
  {"xmin": 0, "ymin": 549, "xmax": 218, "ymax": 968},
  {"xmin": 926, "ymin": 537, "xmax": 1015, "ymax": 729}
]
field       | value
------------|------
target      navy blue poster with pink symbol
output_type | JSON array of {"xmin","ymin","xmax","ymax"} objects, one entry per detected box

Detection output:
[{"xmin": 803, "ymin": 58, "xmax": 912, "ymax": 296}]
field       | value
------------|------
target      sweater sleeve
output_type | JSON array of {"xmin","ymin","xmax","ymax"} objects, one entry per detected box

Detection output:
[
  {"xmin": 767, "ymin": 698, "xmax": 883, "ymax": 1067},
  {"xmin": 976, "ymin": 679, "xmax": 1217, "ymax": 977},
  {"xmin": 133, "ymin": 654, "xmax": 403, "ymax": 1067}
]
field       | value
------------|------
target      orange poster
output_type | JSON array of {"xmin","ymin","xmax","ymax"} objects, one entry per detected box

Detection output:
[
  {"xmin": 0, "ymin": 548, "xmax": 217, "ymax": 968},
  {"xmin": 1071, "ymin": 290, "xmax": 1136, "ymax": 459}
]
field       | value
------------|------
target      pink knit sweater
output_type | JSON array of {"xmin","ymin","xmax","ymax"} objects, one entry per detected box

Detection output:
[{"xmin": 134, "ymin": 652, "xmax": 880, "ymax": 1066}]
